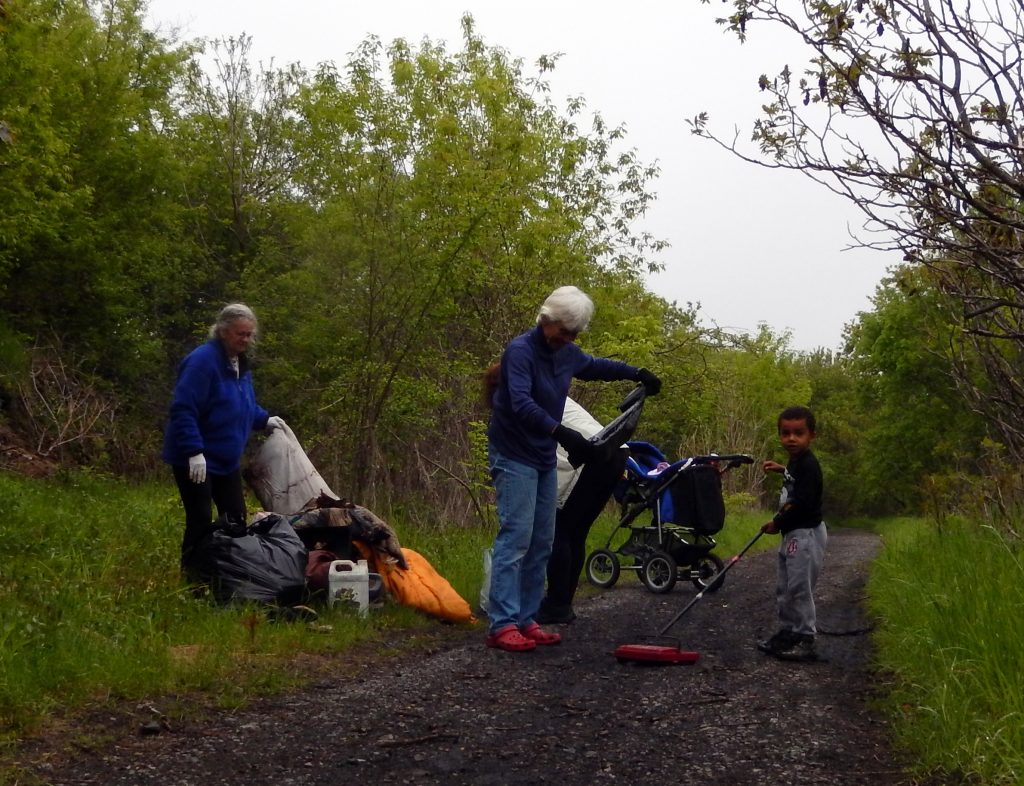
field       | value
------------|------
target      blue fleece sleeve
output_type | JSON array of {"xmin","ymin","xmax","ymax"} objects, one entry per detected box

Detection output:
[
  {"xmin": 252, "ymin": 402, "xmax": 269, "ymax": 431},
  {"xmin": 166, "ymin": 355, "xmax": 212, "ymax": 458},
  {"xmin": 572, "ymin": 353, "xmax": 639, "ymax": 383}
]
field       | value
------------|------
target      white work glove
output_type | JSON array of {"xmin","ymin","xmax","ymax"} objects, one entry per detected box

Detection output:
[
  {"xmin": 265, "ymin": 416, "xmax": 286, "ymax": 434},
  {"xmin": 188, "ymin": 453, "xmax": 207, "ymax": 484}
]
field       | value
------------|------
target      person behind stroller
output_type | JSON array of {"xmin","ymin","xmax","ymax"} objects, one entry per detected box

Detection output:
[
  {"xmin": 483, "ymin": 285, "xmax": 661, "ymax": 652},
  {"xmin": 757, "ymin": 405, "xmax": 827, "ymax": 661},
  {"xmin": 536, "ymin": 398, "xmax": 627, "ymax": 625}
]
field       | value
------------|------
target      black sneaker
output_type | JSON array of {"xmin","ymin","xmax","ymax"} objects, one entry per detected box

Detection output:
[
  {"xmin": 535, "ymin": 604, "xmax": 577, "ymax": 625},
  {"xmin": 773, "ymin": 634, "xmax": 818, "ymax": 661},
  {"xmin": 757, "ymin": 630, "xmax": 797, "ymax": 655}
]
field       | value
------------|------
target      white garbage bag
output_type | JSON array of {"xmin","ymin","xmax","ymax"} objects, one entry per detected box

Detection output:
[{"xmin": 247, "ymin": 422, "xmax": 337, "ymax": 514}]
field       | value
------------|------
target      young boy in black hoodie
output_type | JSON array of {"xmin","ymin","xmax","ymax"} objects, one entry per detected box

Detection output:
[{"xmin": 757, "ymin": 406, "xmax": 827, "ymax": 661}]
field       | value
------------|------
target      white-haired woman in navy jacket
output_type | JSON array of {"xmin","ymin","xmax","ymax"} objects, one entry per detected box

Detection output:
[{"xmin": 483, "ymin": 286, "xmax": 660, "ymax": 652}]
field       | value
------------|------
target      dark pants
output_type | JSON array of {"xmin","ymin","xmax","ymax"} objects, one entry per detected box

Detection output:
[
  {"xmin": 172, "ymin": 464, "xmax": 246, "ymax": 566},
  {"xmin": 542, "ymin": 448, "xmax": 628, "ymax": 609}
]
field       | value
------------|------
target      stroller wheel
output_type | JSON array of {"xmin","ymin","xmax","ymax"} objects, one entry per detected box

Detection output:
[
  {"xmin": 585, "ymin": 549, "xmax": 621, "ymax": 589},
  {"xmin": 691, "ymin": 553, "xmax": 726, "ymax": 592},
  {"xmin": 640, "ymin": 550, "xmax": 678, "ymax": 594}
]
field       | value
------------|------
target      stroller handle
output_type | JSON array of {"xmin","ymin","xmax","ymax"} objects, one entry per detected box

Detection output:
[
  {"xmin": 689, "ymin": 453, "xmax": 754, "ymax": 466},
  {"xmin": 618, "ymin": 383, "xmax": 646, "ymax": 412}
]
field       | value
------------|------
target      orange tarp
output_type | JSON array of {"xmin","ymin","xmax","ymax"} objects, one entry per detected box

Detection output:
[{"xmin": 353, "ymin": 542, "xmax": 477, "ymax": 625}]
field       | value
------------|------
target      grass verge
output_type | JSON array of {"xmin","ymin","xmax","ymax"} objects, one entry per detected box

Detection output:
[
  {"xmin": 866, "ymin": 516, "xmax": 1024, "ymax": 785},
  {"xmin": 0, "ymin": 469, "xmax": 474, "ymax": 752}
]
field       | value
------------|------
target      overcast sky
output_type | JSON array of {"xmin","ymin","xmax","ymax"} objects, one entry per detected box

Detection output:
[{"xmin": 145, "ymin": 0, "xmax": 896, "ymax": 352}]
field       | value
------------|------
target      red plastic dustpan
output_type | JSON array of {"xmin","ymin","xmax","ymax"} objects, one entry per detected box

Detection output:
[
  {"xmin": 613, "ymin": 529, "xmax": 767, "ymax": 666},
  {"xmin": 614, "ymin": 642, "xmax": 699, "ymax": 664}
]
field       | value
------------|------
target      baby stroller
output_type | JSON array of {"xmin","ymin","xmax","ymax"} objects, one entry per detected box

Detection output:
[{"xmin": 584, "ymin": 442, "xmax": 753, "ymax": 594}]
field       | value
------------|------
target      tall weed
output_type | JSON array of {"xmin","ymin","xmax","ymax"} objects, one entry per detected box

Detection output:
[{"xmin": 868, "ymin": 516, "xmax": 1024, "ymax": 784}]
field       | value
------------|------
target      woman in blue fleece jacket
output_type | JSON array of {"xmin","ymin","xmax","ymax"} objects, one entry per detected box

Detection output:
[
  {"xmin": 162, "ymin": 303, "xmax": 285, "ymax": 569},
  {"xmin": 484, "ymin": 286, "xmax": 661, "ymax": 652}
]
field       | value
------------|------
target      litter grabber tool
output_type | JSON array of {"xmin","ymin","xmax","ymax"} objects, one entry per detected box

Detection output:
[{"xmin": 613, "ymin": 528, "xmax": 767, "ymax": 665}]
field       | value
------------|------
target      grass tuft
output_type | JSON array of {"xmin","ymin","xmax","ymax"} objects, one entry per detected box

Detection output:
[{"xmin": 867, "ymin": 516, "xmax": 1024, "ymax": 784}]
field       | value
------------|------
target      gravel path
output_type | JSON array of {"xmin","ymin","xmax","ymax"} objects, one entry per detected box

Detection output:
[{"xmin": 28, "ymin": 528, "xmax": 915, "ymax": 786}]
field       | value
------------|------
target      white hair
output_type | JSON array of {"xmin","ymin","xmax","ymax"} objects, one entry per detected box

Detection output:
[
  {"xmin": 536, "ymin": 286, "xmax": 595, "ymax": 333},
  {"xmin": 209, "ymin": 303, "xmax": 258, "ymax": 342}
]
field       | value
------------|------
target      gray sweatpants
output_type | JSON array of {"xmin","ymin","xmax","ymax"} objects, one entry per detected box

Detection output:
[{"xmin": 776, "ymin": 523, "xmax": 828, "ymax": 636}]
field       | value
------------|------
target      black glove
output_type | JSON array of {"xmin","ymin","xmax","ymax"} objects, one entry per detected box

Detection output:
[
  {"xmin": 553, "ymin": 425, "xmax": 596, "ymax": 468},
  {"xmin": 636, "ymin": 368, "xmax": 662, "ymax": 396}
]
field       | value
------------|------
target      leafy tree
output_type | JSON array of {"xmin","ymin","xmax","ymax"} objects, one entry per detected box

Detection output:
[
  {"xmin": 241, "ymin": 18, "xmax": 669, "ymax": 510},
  {"xmin": 792, "ymin": 347, "xmax": 867, "ymax": 517},
  {"xmin": 170, "ymin": 35, "xmax": 305, "ymax": 317},
  {"xmin": 685, "ymin": 326, "xmax": 812, "ymax": 501},
  {"xmin": 694, "ymin": 0, "xmax": 1024, "ymax": 459},
  {"xmin": 844, "ymin": 266, "xmax": 987, "ymax": 513},
  {"xmin": 0, "ymin": 0, "xmax": 192, "ymax": 464}
]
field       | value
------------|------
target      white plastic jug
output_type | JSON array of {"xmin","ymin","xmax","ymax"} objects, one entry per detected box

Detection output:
[{"xmin": 328, "ymin": 559, "xmax": 369, "ymax": 615}]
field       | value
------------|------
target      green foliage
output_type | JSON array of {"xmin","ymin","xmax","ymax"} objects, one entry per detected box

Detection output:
[
  {"xmin": 465, "ymin": 419, "xmax": 497, "ymax": 529},
  {"xmin": 664, "ymin": 325, "xmax": 812, "ymax": 504},
  {"xmin": 0, "ymin": 0, "xmax": 197, "ymax": 466},
  {"xmin": 0, "ymin": 0, "xmax": 1001, "ymax": 531},
  {"xmin": 793, "ymin": 348, "xmax": 866, "ymax": 518},
  {"xmin": 573, "ymin": 274, "xmax": 704, "ymax": 443},
  {"xmin": 844, "ymin": 267, "xmax": 987, "ymax": 514},
  {"xmin": 0, "ymin": 0, "xmax": 189, "ymax": 353},
  {"xmin": 0, "ymin": 470, "xmax": 469, "ymax": 741},
  {"xmin": 0, "ymin": 2, "xmax": 680, "ymax": 495},
  {"xmin": 867, "ymin": 516, "xmax": 1024, "ymax": 784},
  {"xmin": 0, "ymin": 322, "xmax": 29, "ymax": 402},
  {"xmin": 171, "ymin": 35, "xmax": 306, "ymax": 304},
  {"xmin": 239, "ymin": 22, "xmax": 670, "ymax": 507}
]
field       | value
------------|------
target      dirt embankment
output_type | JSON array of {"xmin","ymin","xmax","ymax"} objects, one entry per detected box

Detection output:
[{"xmin": 27, "ymin": 529, "xmax": 922, "ymax": 786}]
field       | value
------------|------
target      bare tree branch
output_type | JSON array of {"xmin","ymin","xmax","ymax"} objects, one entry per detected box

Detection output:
[{"xmin": 696, "ymin": 0, "xmax": 1024, "ymax": 457}]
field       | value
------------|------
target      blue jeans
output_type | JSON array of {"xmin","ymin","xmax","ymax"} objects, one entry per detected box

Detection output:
[{"xmin": 486, "ymin": 446, "xmax": 557, "ymax": 634}]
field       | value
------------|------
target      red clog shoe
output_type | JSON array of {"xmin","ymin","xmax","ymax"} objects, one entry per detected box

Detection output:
[
  {"xmin": 520, "ymin": 622, "xmax": 562, "ymax": 646},
  {"xmin": 485, "ymin": 624, "xmax": 537, "ymax": 652}
]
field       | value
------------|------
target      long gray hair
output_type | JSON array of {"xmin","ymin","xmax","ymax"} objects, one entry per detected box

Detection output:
[
  {"xmin": 209, "ymin": 303, "xmax": 259, "ymax": 344},
  {"xmin": 536, "ymin": 286, "xmax": 594, "ymax": 333}
]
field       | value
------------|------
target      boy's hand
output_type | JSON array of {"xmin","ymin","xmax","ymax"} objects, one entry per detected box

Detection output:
[
  {"xmin": 762, "ymin": 460, "xmax": 785, "ymax": 473},
  {"xmin": 761, "ymin": 520, "xmax": 779, "ymax": 534}
]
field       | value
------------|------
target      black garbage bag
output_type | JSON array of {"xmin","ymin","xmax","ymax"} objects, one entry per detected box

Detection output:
[{"xmin": 190, "ymin": 513, "xmax": 308, "ymax": 605}]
